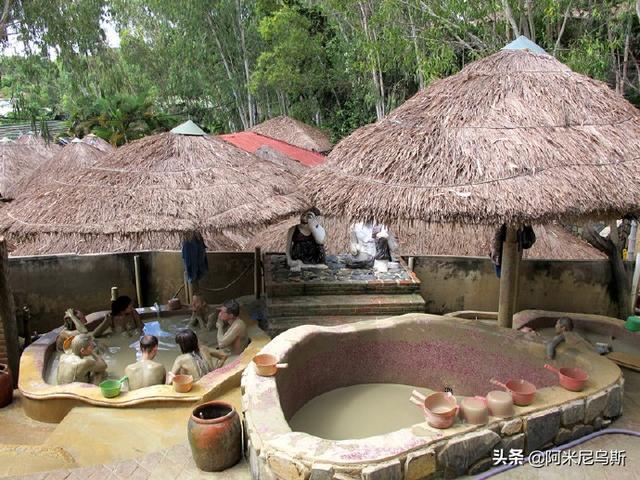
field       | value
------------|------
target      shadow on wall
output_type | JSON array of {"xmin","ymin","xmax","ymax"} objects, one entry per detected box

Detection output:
[
  {"xmin": 411, "ymin": 256, "xmax": 623, "ymax": 318},
  {"xmin": 8, "ymin": 251, "xmax": 255, "ymax": 333}
]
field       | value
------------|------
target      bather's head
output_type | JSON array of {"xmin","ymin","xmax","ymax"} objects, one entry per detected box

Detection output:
[
  {"xmin": 300, "ymin": 207, "xmax": 322, "ymax": 225},
  {"xmin": 218, "ymin": 299, "xmax": 240, "ymax": 324},
  {"xmin": 176, "ymin": 328, "xmax": 199, "ymax": 355},
  {"xmin": 140, "ymin": 335, "xmax": 159, "ymax": 360},
  {"xmin": 555, "ymin": 317, "xmax": 574, "ymax": 334},
  {"xmin": 191, "ymin": 294, "xmax": 207, "ymax": 312},
  {"xmin": 71, "ymin": 334, "xmax": 94, "ymax": 357},
  {"xmin": 112, "ymin": 295, "xmax": 134, "ymax": 317}
]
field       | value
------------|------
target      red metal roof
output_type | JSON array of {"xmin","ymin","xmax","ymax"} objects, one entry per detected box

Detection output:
[{"xmin": 219, "ymin": 132, "xmax": 326, "ymax": 167}]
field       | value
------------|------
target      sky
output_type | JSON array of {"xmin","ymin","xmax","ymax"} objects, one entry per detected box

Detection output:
[{"xmin": 3, "ymin": 17, "xmax": 120, "ymax": 58}]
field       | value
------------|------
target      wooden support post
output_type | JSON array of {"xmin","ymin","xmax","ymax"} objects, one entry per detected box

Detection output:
[
  {"xmin": 254, "ymin": 247, "xmax": 262, "ymax": 299},
  {"xmin": 183, "ymin": 271, "xmax": 191, "ymax": 305},
  {"xmin": 498, "ymin": 227, "xmax": 521, "ymax": 329},
  {"xmin": 134, "ymin": 255, "xmax": 143, "ymax": 308},
  {"xmin": 0, "ymin": 238, "xmax": 19, "ymax": 386}
]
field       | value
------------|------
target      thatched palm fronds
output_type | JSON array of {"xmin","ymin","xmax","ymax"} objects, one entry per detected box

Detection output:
[
  {"xmin": 81, "ymin": 134, "xmax": 114, "ymax": 153},
  {"xmin": 250, "ymin": 115, "xmax": 333, "ymax": 153},
  {"xmin": 247, "ymin": 217, "xmax": 605, "ymax": 260},
  {"xmin": 15, "ymin": 140, "xmax": 109, "ymax": 192},
  {"xmin": 0, "ymin": 140, "xmax": 51, "ymax": 200},
  {"xmin": 304, "ymin": 43, "xmax": 640, "ymax": 226},
  {"xmin": 2, "ymin": 127, "xmax": 302, "ymax": 254}
]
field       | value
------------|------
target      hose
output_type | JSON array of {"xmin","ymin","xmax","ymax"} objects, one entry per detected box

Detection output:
[{"xmin": 475, "ymin": 428, "xmax": 640, "ymax": 479}]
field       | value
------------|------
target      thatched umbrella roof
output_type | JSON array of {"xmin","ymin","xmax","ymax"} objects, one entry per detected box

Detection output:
[
  {"xmin": 80, "ymin": 134, "xmax": 114, "ymax": 153},
  {"xmin": 0, "ymin": 138, "xmax": 51, "ymax": 201},
  {"xmin": 304, "ymin": 38, "xmax": 640, "ymax": 226},
  {"xmin": 247, "ymin": 218, "xmax": 605, "ymax": 260},
  {"xmin": 15, "ymin": 139, "xmax": 108, "ymax": 191},
  {"xmin": 250, "ymin": 115, "xmax": 333, "ymax": 153},
  {"xmin": 15, "ymin": 133, "xmax": 59, "ymax": 160},
  {"xmin": 1, "ymin": 121, "xmax": 301, "ymax": 254}
]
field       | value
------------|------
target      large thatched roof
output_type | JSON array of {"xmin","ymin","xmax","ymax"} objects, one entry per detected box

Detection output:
[
  {"xmin": 247, "ymin": 217, "xmax": 605, "ymax": 260},
  {"xmin": 304, "ymin": 38, "xmax": 640, "ymax": 226},
  {"xmin": 250, "ymin": 116, "xmax": 333, "ymax": 153},
  {"xmin": 1, "ymin": 122, "xmax": 301, "ymax": 254},
  {"xmin": 0, "ymin": 139, "xmax": 51, "ymax": 200}
]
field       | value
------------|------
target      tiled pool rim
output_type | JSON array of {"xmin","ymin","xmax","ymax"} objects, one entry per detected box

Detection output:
[
  {"xmin": 19, "ymin": 306, "xmax": 270, "ymax": 423},
  {"xmin": 241, "ymin": 313, "xmax": 623, "ymax": 479}
]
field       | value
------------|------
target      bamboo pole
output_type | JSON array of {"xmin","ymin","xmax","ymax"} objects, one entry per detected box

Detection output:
[
  {"xmin": 0, "ymin": 237, "xmax": 19, "ymax": 386},
  {"xmin": 498, "ymin": 227, "xmax": 521, "ymax": 328},
  {"xmin": 254, "ymin": 247, "xmax": 262, "ymax": 299},
  {"xmin": 183, "ymin": 271, "xmax": 190, "ymax": 305},
  {"xmin": 134, "ymin": 255, "xmax": 143, "ymax": 307}
]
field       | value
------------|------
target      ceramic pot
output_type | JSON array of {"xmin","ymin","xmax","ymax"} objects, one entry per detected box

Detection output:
[
  {"xmin": 461, "ymin": 397, "xmax": 489, "ymax": 424},
  {"xmin": 188, "ymin": 401, "xmax": 242, "ymax": 472},
  {"xmin": 0, "ymin": 363, "xmax": 13, "ymax": 408}
]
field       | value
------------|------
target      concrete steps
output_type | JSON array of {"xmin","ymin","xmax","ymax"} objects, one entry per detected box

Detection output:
[
  {"xmin": 267, "ymin": 294, "xmax": 425, "ymax": 318},
  {"xmin": 264, "ymin": 253, "xmax": 425, "ymax": 336}
]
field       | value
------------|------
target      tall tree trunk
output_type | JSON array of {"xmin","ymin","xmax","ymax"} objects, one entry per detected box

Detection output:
[
  {"xmin": 235, "ymin": 0, "xmax": 255, "ymax": 127},
  {"xmin": 358, "ymin": 2, "xmax": 385, "ymax": 120},
  {"xmin": 502, "ymin": 0, "xmax": 520, "ymax": 38},
  {"xmin": 406, "ymin": 4, "xmax": 424, "ymax": 90},
  {"xmin": 525, "ymin": 0, "xmax": 535, "ymax": 42},
  {"xmin": 583, "ymin": 223, "xmax": 632, "ymax": 319},
  {"xmin": 553, "ymin": 2, "xmax": 572, "ymax": 57},
  {"xmin": 206, "ymin": 13, "xmax": 249, "ymax": 129}
]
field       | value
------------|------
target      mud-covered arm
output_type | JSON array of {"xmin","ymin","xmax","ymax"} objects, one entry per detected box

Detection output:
[
  {"xmin": 217, "ymin": 321, "xmax": 243, "ymax": 350},
  {"xmin": 65, "ymin": 309, "xmax": 88, "ymax": 333},
  {"xmin": 91, "ymin": 314, "xmax": 112, "ymax": 338},
  {"xmin": 546, "ymin": 334, "xmax": 566, "ymax": 359}
]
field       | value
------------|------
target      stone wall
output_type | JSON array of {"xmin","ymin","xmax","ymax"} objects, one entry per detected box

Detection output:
[
  {"xmin": 412, "ymin": 256, "xmax": 622, "ymax": 318},
  {"xmin": 9, "ymin": 251, "xmax": 255, "ymax": 333}
]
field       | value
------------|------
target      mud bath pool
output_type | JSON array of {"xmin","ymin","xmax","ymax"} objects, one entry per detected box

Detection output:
[
  {"xmin": 288, "ymin": 383, "xmax": 424, "ymax": 440},
  {"xmin": 43, "ymin": 316, "xmax": 238, "ymax": 384},
  {"xmin": 19, "ymin": 306, "xmax": 269, "ymax": 423},
  {"xmin": 242, "ymin": 313, "xmax": 623, "ymax": 479}
]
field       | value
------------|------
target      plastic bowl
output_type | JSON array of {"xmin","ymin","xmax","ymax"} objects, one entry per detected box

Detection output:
[{"xmin": 173, "ymin": 374, "xmax": 194, "ymax": 393}]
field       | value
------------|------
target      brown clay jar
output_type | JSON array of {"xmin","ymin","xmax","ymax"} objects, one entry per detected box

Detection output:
[
  {"xmin": 188, "ymin": 401, "xmax": 242, "ymax": 472},
  {"xmin": 0, "ymin": 363, "xmax": 13, "ymax": 408}
]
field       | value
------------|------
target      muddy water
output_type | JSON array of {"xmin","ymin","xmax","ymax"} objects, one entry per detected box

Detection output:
[
  {"xmin": 288, "ymin": 383, "xmax": 426, "ymax": 440},
  {"xmin": 44, "ymin": 315, "xmax": 238, "ymax": 384},
  {"xmin": 536, "ymin": 327, "xmax": 640, "ymax": 356}
]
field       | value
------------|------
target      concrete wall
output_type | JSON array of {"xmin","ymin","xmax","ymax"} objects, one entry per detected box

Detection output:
[
  {"xmin": 413, "ymin": 256, "xmax": 621, "ymax": 318},
  {"xmin": 9, "ymin": 251, "xmax": 255, "ymax": 333},
  {"xmin": 7, "ymin": 252, "xmax": 625, "ymax": 335}
]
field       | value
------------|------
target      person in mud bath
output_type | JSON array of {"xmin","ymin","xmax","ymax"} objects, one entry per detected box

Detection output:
[
  {"xmin": 167, "ymin": 328, "xmax": 228, "ymax": 382},
  {"xmin": 286, "ymin": 207, "xmax": 327, "ymax": 272},
  {"xmin": 215, "ymin": 299, "xmax": 249, "ymax": 355},
  {"xmin": 546, "ymin": 317, "xmax": 595, "ymax": 359},
  {"xmin": 93, "ymin": 295, "xmax": 143, "ymax": 338},
  {"xmin": 125, "ymin": 335, "xmax": 166, "ymax": 390},
  {"xmin": 57, "ymin": 333, "xmax": 108, "ymax": 385},
  {"xmin": 56, "ymin": 308, "xmax": 89, "ymax": 352},
  {"xmin": 188, "ymin": 294, "xmax": 215, "ymax": 330}
]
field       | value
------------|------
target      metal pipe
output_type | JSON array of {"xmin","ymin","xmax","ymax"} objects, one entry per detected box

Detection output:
[
  {"xmin": 111, "ymin": 286, "xmax": 119, "ymax": 302},
  {"xmin": 183, "ymin": 271, "xmax": 191, "ymax": 305},
  {"xmin": 134, "ymin": 255, "xmax": 143, "ymax": 307}
]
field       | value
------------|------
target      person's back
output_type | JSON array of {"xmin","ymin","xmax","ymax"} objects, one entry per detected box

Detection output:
[
  {"xmin": 125, "ymin": 335, "xmax": 166, "ymax": 390},
  {"xmin": 125, "ymin": 360, "xmax": 166, "ymax": 390},
  {"xmin": 56, "ymin": 334, "xmax": 106, "ymax": 385}
]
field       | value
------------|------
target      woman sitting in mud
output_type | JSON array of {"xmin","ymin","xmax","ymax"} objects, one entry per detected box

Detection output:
[
  {"xmin": 167, "ymin": 328, "xmax": 227, "ymax": 382},
  {"xmin": 56, "ymin": 309, "xmax": 88, "ymax": 352},
  {"xmin": 93, "ymin": 295, "xmax": 143, "ymax": 338}
]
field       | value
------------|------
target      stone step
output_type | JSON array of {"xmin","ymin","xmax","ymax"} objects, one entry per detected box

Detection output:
[
  {"xmin": 266, "ymin": 279, "xmax": 420, "ymax": 297},
  {"xmin": 268, "ymin": 314, "xmax": 392, "ymax": 336},
  {"xmin": 267, "ymin": 293, "xmax": 425, "ymax": 318}
]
